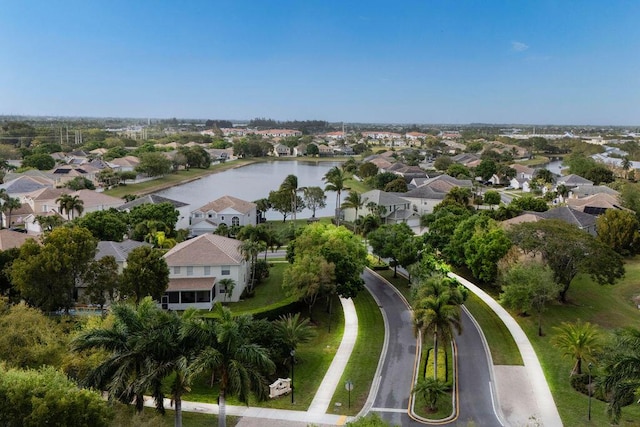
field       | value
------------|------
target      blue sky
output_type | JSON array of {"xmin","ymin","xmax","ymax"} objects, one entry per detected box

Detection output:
[{"xmin": 1, "ymin": 1, "xmax": 638, "ymax": 125}]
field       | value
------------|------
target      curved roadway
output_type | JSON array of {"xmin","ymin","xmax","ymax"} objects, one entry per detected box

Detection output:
[{"xmin": 363, "ymin": 269, "xmax": 504, "ymax": 426}]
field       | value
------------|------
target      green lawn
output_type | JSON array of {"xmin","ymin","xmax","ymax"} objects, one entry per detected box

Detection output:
[
  {"xmin": 463, "ymin": 294, "xmax": 523, "ymax": 366},
  {"xmin": 413, "ymin": 340, "xmax": 454, "ymax": 419},
  {"xmin": 185, "ymin": 295, "xmax": 346, "ymax": 411},
  {"xmin": 511, "ymin": 257, "xmax": 640, "ymax": 426},
  {"xmin": 109, "ymin": 404, "xmax": 238, "ymax": 427},
  {"xmin": 330, "ymin": 289, "xmax": 384, "ymax": 416},
  {"xmin": 221, "ymin": 262, "xmax": 292, "ymax": 314}
]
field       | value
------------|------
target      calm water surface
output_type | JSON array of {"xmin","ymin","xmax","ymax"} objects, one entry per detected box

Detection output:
[{"xmin": 156, "ymin": 160, "xmax": 344, "ymax": 220}]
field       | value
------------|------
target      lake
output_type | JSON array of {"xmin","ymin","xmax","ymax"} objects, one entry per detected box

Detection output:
[{"xmin": 155, "ymin": 160, "xmax": 345, "ymax": 221}]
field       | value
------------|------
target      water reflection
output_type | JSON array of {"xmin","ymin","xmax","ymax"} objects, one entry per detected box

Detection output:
[{"xmin": 155, "ymin": 160, "xmax": 344, "ymax": 220}]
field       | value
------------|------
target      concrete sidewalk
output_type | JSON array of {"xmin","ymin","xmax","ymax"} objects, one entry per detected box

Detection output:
[
  {"xmin": 156, "ymin": 296, "xmax": 359, "ymax": 426},
  {"xmin": 450, "ymin": 272, "xmax": 563, "ymax": 427}
]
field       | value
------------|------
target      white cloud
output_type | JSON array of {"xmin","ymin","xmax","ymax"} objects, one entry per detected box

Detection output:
[{"xmin": 511, "ymin": 41, "xmax": 529, "ymax": 52}]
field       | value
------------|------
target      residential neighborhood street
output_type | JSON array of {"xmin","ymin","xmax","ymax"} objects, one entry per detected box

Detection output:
[{"xmin": 363, "ymin": 269, "xmax": 504, "ymax": 426}]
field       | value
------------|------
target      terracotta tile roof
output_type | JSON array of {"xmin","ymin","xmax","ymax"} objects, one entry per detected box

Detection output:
[
  {"xmin": 194, "ymin": 196, "xmax": 256, "ymax": 215},
  {"xmin": 71, "ymin": 189, "xmax": 124, "ymax": 209},
  {"xmin": 0, "ymin": 229, "xmax": 35, "ymax": 250},
  {"xmin": 26, "ymin": 187, "xmax": 72, "ymax": 201},
  {"xmin": 164, "ymin": 234, "xmax": 244, "ymax": 266},
  {"xmin": 167, "ymin": 277, "xmax": 216, "ymax": 291}
]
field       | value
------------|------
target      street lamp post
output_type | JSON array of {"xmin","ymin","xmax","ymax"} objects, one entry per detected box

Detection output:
[
  {"xmin": 290, "ymin": 350, "xmax": 295, "ymax": 404},
  {"xmin": 588, "ymin": 362, "xmax": 593, "ymax": 421}
]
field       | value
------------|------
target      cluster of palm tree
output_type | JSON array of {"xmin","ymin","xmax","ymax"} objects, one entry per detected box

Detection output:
[
  {"xmin": 411, "ymin": 274, "xmax": 466, "ymax": 411},
  {"xmin": 56, "ymin": 194, "xmax": 84, "ymax": 220},
  {"xmin": 236, "ymin": 224, "xmax": 282, "ymax": 294},
  {"xmin": 72, "ymin": 299, "xmax": 315, "ymax": 427},
  {"xmin": 551, "ymin": 321, "xmax": 640, "ymax": 423}
]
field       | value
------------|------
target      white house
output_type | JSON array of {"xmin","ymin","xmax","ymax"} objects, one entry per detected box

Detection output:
[
  {"xmin": 189, "ymin": 196, "xmax": 258, "ymax": 236},
  {"xmin": 161, "ymin": 234, "xmax": 248, "ymax": 310}
]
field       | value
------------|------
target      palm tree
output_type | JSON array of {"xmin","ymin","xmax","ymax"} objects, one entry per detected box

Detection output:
[
  {"xmin": 323, "ymin": 166, "xmax": 348, "ymax": 226},
  {"xmin": 279, "ymin": 174, "xmax": 300, "ymax": 223},
  {"xmin": 622, "ymin": 156, "xmax": 632, "ymax": 180},
  {"xmin": 35, "ymin": 214, "xmax": 64, "ymax": 233},
  {"xmin": 191, "ymin": 304, "xmax": 275, "ymax": 427},
  {"xmin": 273, "ymin": 312, "xmax": 316, "ymax": 362},
  {"xmin": 550, "ymin": 320, "xmax": 601, "ymax": 376},
  {"xmin": 412, "ymin": 377, "xmax": 449, "ymax": 411},
  {"xmin": 0, "ymin": 188, "xmax": 8, "ymax": 228},
  {"xmin": 3, "ymin": 196, "xmax": 21, "ymax": 228},
  {"xmin": 56, "ymin": 194, "xmax": 84, "ymax": 220},
  {"xmin": 413, "ymin": 292, "xmax": 462, "ymax": 380},
  {"xmin": 240, "ymin": 239, "xmax": 265, "ymax": 293},
  {"xmin": 341, "ymin": 191, "xmax": 364, "ymax": 233},
  {"xmin": 71, "ymin": 298, "xmax": 161, "ymax": 413},
  {"xmin": 599, "ymin": 327, "xmax": 640, "ymax": 423},
  {"xmin": 217, "ymin": 278, "xmax": 236, "ymax": 303}
]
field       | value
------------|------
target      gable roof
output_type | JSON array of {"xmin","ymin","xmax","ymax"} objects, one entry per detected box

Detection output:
[
  {"xmin": 71, "ymin": 189, "xmax": 124, "ymax": 209},
  {"xmin": 539, "ymin": 206, "xmax": 596, "ymax": 229},
  {"xmin": 1, "ymin": 176, "xmax": 53, "ymax": 194},
  {"xmin": 194, "ymin": 195, "xmax": 256, "ymax": 215},
  {"xmin": 557, "ymin": 174, "xmax": 593, "ymax": 186},
  {"xmin": 25, "ymin": 187, "xmax": 72, "ymax": 201},
  {"xmin": 361, "ymin": 189, "xmax": 409, "ymax": 208},
  {"xmin": 164, "ymin": 234, "xmax": 244, "ymax": 266},
  {"xmin": 96, "ymin": 240, "xmax": 151, "ymax": 263}
]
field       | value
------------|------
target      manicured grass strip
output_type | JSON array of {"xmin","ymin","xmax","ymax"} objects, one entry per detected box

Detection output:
[
  {"xmin": 413, "ymin": 340, "xmax": 453, "ymax": 419},
  {"xmin": 329, "ymin": 289, "xmax": 384, "ymax": 416},
  {"xmin": 463, "ymin": 293, "xmax": 523, "ymax": 366}
]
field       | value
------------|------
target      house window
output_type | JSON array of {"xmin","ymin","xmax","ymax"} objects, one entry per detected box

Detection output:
[
  {"xmin": 181, "ymin": 291, "xmax": 195, "ymax": 303},
  {"xmin": 221, "ymin": 265, "xmax": 230, "ymax": 276},
  {"xmin": 208, "ymin": 213, "xmax": 213, "ymax": 218},
  {"xmin": 173, "ymin": 266, "xmax": 181, "ymax": 275},
  {"xmin": 166, "ymin": 292, "xmax": 179, "ymax": 304},
  {"xmin": 232, "ymin": 216, "xmax": 240, "ymax": 226},
  {"xmin": 196, "ymin": 291, "xmax": 210, "ymax": 302},
  {"xmin": 204, "ymin": 266, "xmax": 211, "ymax": 276},
  {"xmin": 221, "ymin": 216, "xmax": 225, "ymax": 221},
  {"xmin": 187, "ymin": 266, "xmax": 193, "ymax": 276}
]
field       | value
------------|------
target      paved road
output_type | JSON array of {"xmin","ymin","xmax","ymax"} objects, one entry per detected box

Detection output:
[{"xmin": 363, "ymin": 270, "xmax": 503, "ymax": 426}]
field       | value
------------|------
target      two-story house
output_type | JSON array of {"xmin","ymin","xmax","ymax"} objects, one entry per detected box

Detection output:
[
  {"xmin": 189, "ymin": 196, "xmax": 257, "ymax": 236},
  {"xmin": 161, "ymin": 234, "xmax": 248, "ymax": 310}
]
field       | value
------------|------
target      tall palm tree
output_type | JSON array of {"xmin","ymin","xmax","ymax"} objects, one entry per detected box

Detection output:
[
  {"xmin": 56, "ymin": 194, "xmax": 84, "ymax": 220},
  {"xmin": 191, "ymin": 304, "xmax": 275, "ymax": 427},
  {"xmin": 279, "ymin": 174, "xmax": 302, "ymax": 223},
  {"xmin": 341, "ymin": 191, "xmax": 364, "ymax": 233},
  {"xmin": 3, "ymin": 196, "xmax": 21, "ymax": 228},
  {"xmin": 550, "ymin": 320, "xmax": 601, "ymax": 376},
  {"xmin": 217, "ymin": 278, "xmax": 236, "ymax": 303},
  {"xmin": 0, "ymin": 188, "xmax": 8, "ymax": 228},
  {"xmin": 323, "ymin": 166, "xmax": 348, "ymax": 226},
  {"xmin": 413, "ymin": 292, "xmax": 462, "ymax": 380},
  {"xmin": 240, "ymin": 239, "xmax": 265, "ymax": 293}
]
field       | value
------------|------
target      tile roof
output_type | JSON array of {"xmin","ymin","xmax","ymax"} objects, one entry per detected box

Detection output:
[
  {"xmin": 0, "ymin": 229, "xmax": 35, "ymax": 250},
  {"xmin": 25, "ymin": 187, "xmax": 72, "ymax": 201},
  {"xmin": 164, "ymin": 234, "xmax": 244, "ymax": 266},
  {"xmin": 71, "ymin": 189, "xmax": 124, "ymax": 209},
  {"xmin": 1, "ymin": 176, "xmax": 53, "ymax": 194},
  {"xmin": 194, "ymin": 195, "xmax": 256, "ymax": 215},
  {"xmin": 96, "ymin": 240, "xmax": 151, "ymax": 263},
  {"xmin": 361, "ymin": 189, "xmax": 409, "ymax": 208},
  {"xmin": 167, "ymin": 278, "xmax": 216, "ymax": 292}
]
